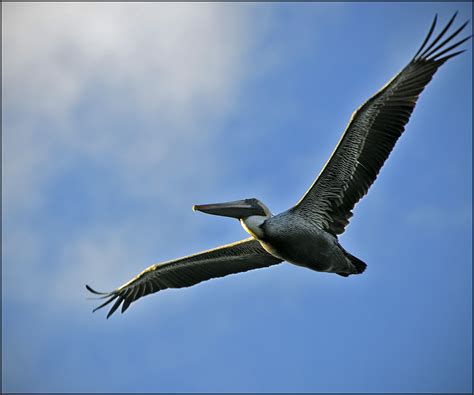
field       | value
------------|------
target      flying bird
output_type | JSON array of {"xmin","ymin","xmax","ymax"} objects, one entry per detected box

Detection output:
[{"xmin": 87, "ymin": 14, "xmax": 471, "ymax": 318}]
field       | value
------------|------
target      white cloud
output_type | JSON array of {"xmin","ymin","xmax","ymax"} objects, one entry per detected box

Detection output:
[
  {"xmin": 3, "ymin": 3, "xmax": 257, "ymax": 118},
  {"xmin": 2, "ymin": 3, "xmax": 277, "ymax": 310},
  {"xmin": 3, "ymin": 3, "xmax": 270, "ymax": 207}
]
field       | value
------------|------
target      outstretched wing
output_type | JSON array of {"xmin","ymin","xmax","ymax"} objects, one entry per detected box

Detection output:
[
  {"xmin": 291, "ymin": 13, "xmax": 471, "ymax": 235},
  {"xmin": 86, "ymin": 238, "xmax": 282, "ymax": 318}
]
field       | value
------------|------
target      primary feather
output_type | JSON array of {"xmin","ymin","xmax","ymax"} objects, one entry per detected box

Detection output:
[
  {"xmin": 86, "ymin": 238, "xmax": 282, "ymax": 318},
  {"xmin": 290, "ymin": 13, "xmax": 471, "ymax": 235}
]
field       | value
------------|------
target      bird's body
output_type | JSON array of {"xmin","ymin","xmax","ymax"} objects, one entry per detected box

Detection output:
[
  {"xmin": 257, "ymin": 212, "xmax": 362, "ymax": 276},
  {"xmin": 87, "ymin": 14, "xmax": 471, "ymax": 318}
]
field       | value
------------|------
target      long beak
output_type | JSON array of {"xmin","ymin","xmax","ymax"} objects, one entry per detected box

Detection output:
[{"xmin": 192, "ymin": 199, "xmax": 261, "ymax": 219}]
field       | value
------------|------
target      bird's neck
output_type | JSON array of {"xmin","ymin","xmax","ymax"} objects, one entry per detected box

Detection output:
[{"xmin": 240, "ymin": 215, "xmax": 268, "ymax": 239}]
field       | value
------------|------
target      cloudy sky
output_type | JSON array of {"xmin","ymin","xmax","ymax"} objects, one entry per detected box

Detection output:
[{"xmin": 2, "ymin": 2, "xmax": 472, "ymax": 393}]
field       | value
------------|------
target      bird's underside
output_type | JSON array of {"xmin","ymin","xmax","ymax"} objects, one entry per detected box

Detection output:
[{"xmin": 87, "ymin": 14, "xmax": 471, "ymax": 318}]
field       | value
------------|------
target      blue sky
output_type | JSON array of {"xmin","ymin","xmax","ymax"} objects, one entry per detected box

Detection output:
[{"xmin": 2, "ymin": 2, "xmax": 472, "ymax": 393}]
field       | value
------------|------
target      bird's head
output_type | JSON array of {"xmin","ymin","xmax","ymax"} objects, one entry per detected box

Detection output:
[{"xmin": 193, "ymin": 198, "xmax": 271, "ymax": 239}]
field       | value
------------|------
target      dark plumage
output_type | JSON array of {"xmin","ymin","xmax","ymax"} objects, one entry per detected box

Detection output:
[
  {"xmin": 87, "ymin": 14, "xmax": 471, "ymax": 318},
  {"xmin": 290, "ymin": 13, "xmax": 471, "ymax": 235},
  {"xmin": 87, "ymin": 239, "xmax": 281, "ymax": 319}
]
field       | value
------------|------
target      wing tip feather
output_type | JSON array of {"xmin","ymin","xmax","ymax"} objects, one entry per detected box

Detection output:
[
  {"xmin": 414, "ymin": 12, "xmax": 471, "ymax": 62},
  {"xmin": 85, "ymin": 284, "xmax": 108, "ymax": 295}
]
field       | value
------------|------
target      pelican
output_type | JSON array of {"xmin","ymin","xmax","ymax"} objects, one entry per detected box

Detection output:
[{"xmin": 87, "ymin": 14, "xmax": 471, "ymax": 318}]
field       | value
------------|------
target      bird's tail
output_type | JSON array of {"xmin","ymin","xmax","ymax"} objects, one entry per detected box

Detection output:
[{"xmin": 345, "ymin": 251, "xmax": 367, "ymax": 274}]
